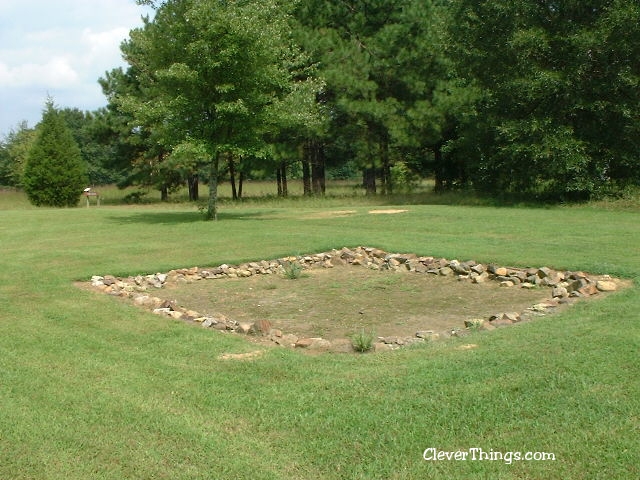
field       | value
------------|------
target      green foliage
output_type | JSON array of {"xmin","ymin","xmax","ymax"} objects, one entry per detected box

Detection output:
[
  {"xmin": 448, "ymin": 0, "xmax": 640, "ymax": 199},
  {"xmin": 351, "ymin": 328, "xmax": 376, "ymax": 352},
  {"xmin": 0, "ymin": 121, "xmax": 36, "ymax": 187},
  {"xmin": 281, "ymin": 260, "xmax": 305, "ymax": 279},
  {"xmin": 22, "ymin": 100, "xmax": 88, "ymax": 207},
  {"xmin": 118, "ymin": 0, "xmax": 321, "ymax": 220}
]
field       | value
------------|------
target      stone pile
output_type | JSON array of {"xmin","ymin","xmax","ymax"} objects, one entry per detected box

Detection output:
[{"xmin": 89, "ymin": 246, "xmax": 620, "ymax": 352}]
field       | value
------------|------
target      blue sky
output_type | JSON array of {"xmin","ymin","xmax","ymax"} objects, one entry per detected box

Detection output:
[{"xmin": 0, "ymin": 0, "xmax": 153, "ymax": 136}]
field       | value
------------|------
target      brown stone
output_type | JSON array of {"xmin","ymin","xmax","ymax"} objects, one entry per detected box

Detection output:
[
  {"xmin": 596, "ymin": 280, "xmax": 617, "ymax": 292},
  {"xmin": 578, "ymin": 284, "xmax": 599, "ymax": 296},
  {"xmin": 249, "ymin": 319, "xmax": 272, "ymax": 336},
  {"xmin": 494, "ymin": 267, "xmax": 508, "ymax": 276},
  {"xmin": 490, "ymin": 317, "xmax": 513, "ymax": 327},
  {"xmin": 295, "ymin": 338, "xmax": 315, "ymax": 348},
  {"xmin": 373, "ymin": 342, "xmax": 393, "ymax": 352},
  {"xmin": 273, "ymin": 334, "xmax": 298, "ymax": 347}
]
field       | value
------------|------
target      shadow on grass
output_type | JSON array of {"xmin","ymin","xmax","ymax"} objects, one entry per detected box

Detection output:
[{"xmin": 107, "ymin": 209, "xmax": 275, "ymax": 225}]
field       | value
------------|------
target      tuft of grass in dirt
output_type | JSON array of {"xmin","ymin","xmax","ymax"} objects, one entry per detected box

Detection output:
[
  {"xmin": 351, "ymin": 328, "xmax": 376, "ymax": 352},
  {"xmin": 281, "ymin": 260, "xmax": 305, "ymax": 280}
]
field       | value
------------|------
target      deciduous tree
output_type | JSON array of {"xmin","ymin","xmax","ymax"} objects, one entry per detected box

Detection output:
[{"xmin": 118, "ymin": 0, "xmax": 320, "ymax": 219}]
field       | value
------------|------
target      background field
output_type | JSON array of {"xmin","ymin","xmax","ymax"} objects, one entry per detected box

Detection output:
[{"xmin": 0, "ymin": 187, "xmax": 638, "ymax": 479}]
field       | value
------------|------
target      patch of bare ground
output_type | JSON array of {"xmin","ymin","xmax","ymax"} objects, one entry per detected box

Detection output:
[{"xmin": 154, "ymin": 266, "xmax": 552, "ymax": 341}]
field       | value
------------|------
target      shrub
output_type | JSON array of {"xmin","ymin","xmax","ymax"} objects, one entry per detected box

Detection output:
[{"xmin": 23, "ymin": 99, "xmax": 87, "ymax": 207}]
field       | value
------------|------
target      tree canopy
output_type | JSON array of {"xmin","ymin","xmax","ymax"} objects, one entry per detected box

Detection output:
[
  {"xmin": 114, "ymin": 0, "xmax": 321, "ymax": 219},
  {"xmin": 6, "ymin": 0, "xmax": 637, "ymax": 207}
]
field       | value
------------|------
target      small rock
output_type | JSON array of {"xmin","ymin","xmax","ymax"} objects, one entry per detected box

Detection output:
[
  {"xmin": 578, "ymin": 284, "xmax": 599, "ymax": 296},
  {"xmin": 236, "ymin": 323, "xmax": 253, "ymax": 334},
  {"xmin": 274, "ymin": 334, "xmax": 298, "ymax": 347},
  {"xmin": 472, "ymin": 272, "xmax": 489, "ymax": 283},
  {"xmin": 536, "ymin": 267, "xmax": 552, "ymax": 278},
  {"xmin": 596, "ymin": 280, "xmax": 617, "ymax": 292},
  {"xmin": 552, "ymin": 286, "xmax": 568, "ymax": 298},
  {"xmin": 295, "ymin": 338, "xmax": 315, "ymax": 348},
  {"xmin": 373, "ymin": 342, "xmax": 393, "ymax": 352},
  {"xmin": 489, "ymin": 317, "xmax": 513, "ymax": 327},
  {"xmin": 471, "ymin": 264, "xmax": 486, "ymax": 274},
  {"xmin": 249, "ymin": 319, "xmax": 272, "ymax": 336},
  {"xmin": 439, "ymin": 267, "xmax": 453, "ymax": 276},
  {"xmin": 269, "ymin": 329, "xmax": 283, "ymax": 338}
]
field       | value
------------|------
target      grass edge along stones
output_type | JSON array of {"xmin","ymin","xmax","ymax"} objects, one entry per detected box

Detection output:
[{"xmin": 85, "ymin": 246, "xmax": 624, "ymax": 353}]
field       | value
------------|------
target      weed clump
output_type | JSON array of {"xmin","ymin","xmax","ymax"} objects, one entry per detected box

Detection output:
[
  {"xmin": 351, "ymin": 328, "xmax": 376, "ymax": 352},
  {"xmin": 281, "ymin": 261, "xmax": 305, "ymax": 279}
]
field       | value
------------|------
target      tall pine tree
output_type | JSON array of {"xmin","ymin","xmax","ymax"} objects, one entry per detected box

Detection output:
[{"xmin": 23, "ymin": 99, "xmax": 88, "ymax": 207}]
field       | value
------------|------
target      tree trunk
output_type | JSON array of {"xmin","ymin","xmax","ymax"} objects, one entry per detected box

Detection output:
[
  {"xmin": 238, "ymin": 171, "xmax": 244, "ymax": 199},
  {"xmin": 277, "ymin": 166, "xmax": 283, "ymax": 197},
  {"xmin": 281, "ymin": 161, "xmax": 288, "ymax": 197},
  {"xmin": 188, "ymin": 174, "xmax": 199, "ymax": 201},
  {"xmin": 206, "ymin": 153, "xmax": 220, "ymax": 220},
  {"xmin": 363, "ymin": 166, "xmax": 377, "ymax": 195},
  {"xmin": 302, "ymin": 158, "xmax": 311, "ymax": 196},
  {"xmin": 434, "ymin": 144, "xmax": 444, "ymax": 192},
  {"xmin": 380, "ymin": 139, "xmax": 391, "ymax": 195},
  {"xmin": 310, "ymin": 140, "xmax": 326, "ymax": 195},
  {"xmin": 229, "ymin": 155, "xmax": 238, "ymax": 200},
  {"xmin": 160, "ymin": 184, "xmax": 168, "ymax": 202}
]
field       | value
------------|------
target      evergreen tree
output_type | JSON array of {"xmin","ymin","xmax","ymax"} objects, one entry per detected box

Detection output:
[
  {"xmin": 23, "ymin": 99, "xmax": 88, "ymax": 207},
  {"xmin": 448, "ymin": 0, "xmax": 640, "ymax": 199}
]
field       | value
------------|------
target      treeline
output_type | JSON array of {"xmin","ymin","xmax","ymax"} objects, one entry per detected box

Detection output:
[{"xmin": 1, "ymin": 0, "xmax": 638, "ymax": 215}]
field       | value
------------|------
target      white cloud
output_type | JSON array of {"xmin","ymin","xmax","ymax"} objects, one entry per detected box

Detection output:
[
  {"xmin": 0, "ymin": 0, "xmax": 152, "ymax": 134},
  {"xmin": 0, "ymin": 57, "xmax": 79, "ymax": 88}
]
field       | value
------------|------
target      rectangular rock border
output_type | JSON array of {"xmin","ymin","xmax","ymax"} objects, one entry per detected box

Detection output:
[{"xmin": 86, "ymin": 246, "xmax": 624, "ymax": 353}]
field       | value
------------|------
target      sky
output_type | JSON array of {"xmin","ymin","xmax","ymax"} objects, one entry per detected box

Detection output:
[{"xmin": 0, "ymin": 0, "xmax": 154, "ymax": 137}]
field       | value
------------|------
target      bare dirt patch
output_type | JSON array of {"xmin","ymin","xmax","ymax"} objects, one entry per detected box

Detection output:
[
  {"xmin": 301, "ymin": 210, "xmax": 357, "ymax": 219},
  {"xmin": 368, "ymin": 209, "xmax": 408, "ymax": 214},
  {"xmin": 153, "ymin": 266, "xmax": 551, "ymax": 341}
]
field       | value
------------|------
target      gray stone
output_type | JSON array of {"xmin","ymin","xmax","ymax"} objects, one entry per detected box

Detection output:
[
  {"xmin": 201, "ymin": 318, "xmax": 215, "ymax": 328},
  {"xmin": 472, "ymin": 271, "xmax": 489, "ymax": 283},
  {"xmin": 439, "ymin": 267, "xmax": 454, "ymax": 276},
  {"xmin": 552, "ymin": 286, "xmax": 568, "ymax": 298},
  {"xmin": 471, "ymin": 264, "xmax": 486, "ymax": 274},
  {"xmin": 236, "ymin": 323, "xmax": 253, "ymax": 334}
]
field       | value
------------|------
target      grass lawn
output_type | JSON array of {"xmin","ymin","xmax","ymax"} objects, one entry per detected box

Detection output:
[{"xmin": 0, "ymin": 188, "xmax": 638, "ymax": 479}]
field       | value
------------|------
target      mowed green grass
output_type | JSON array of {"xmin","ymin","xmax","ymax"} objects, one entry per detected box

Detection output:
[{"xmin": 0, "ymin": 190, "xmax": 638, "ymax": 479}]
